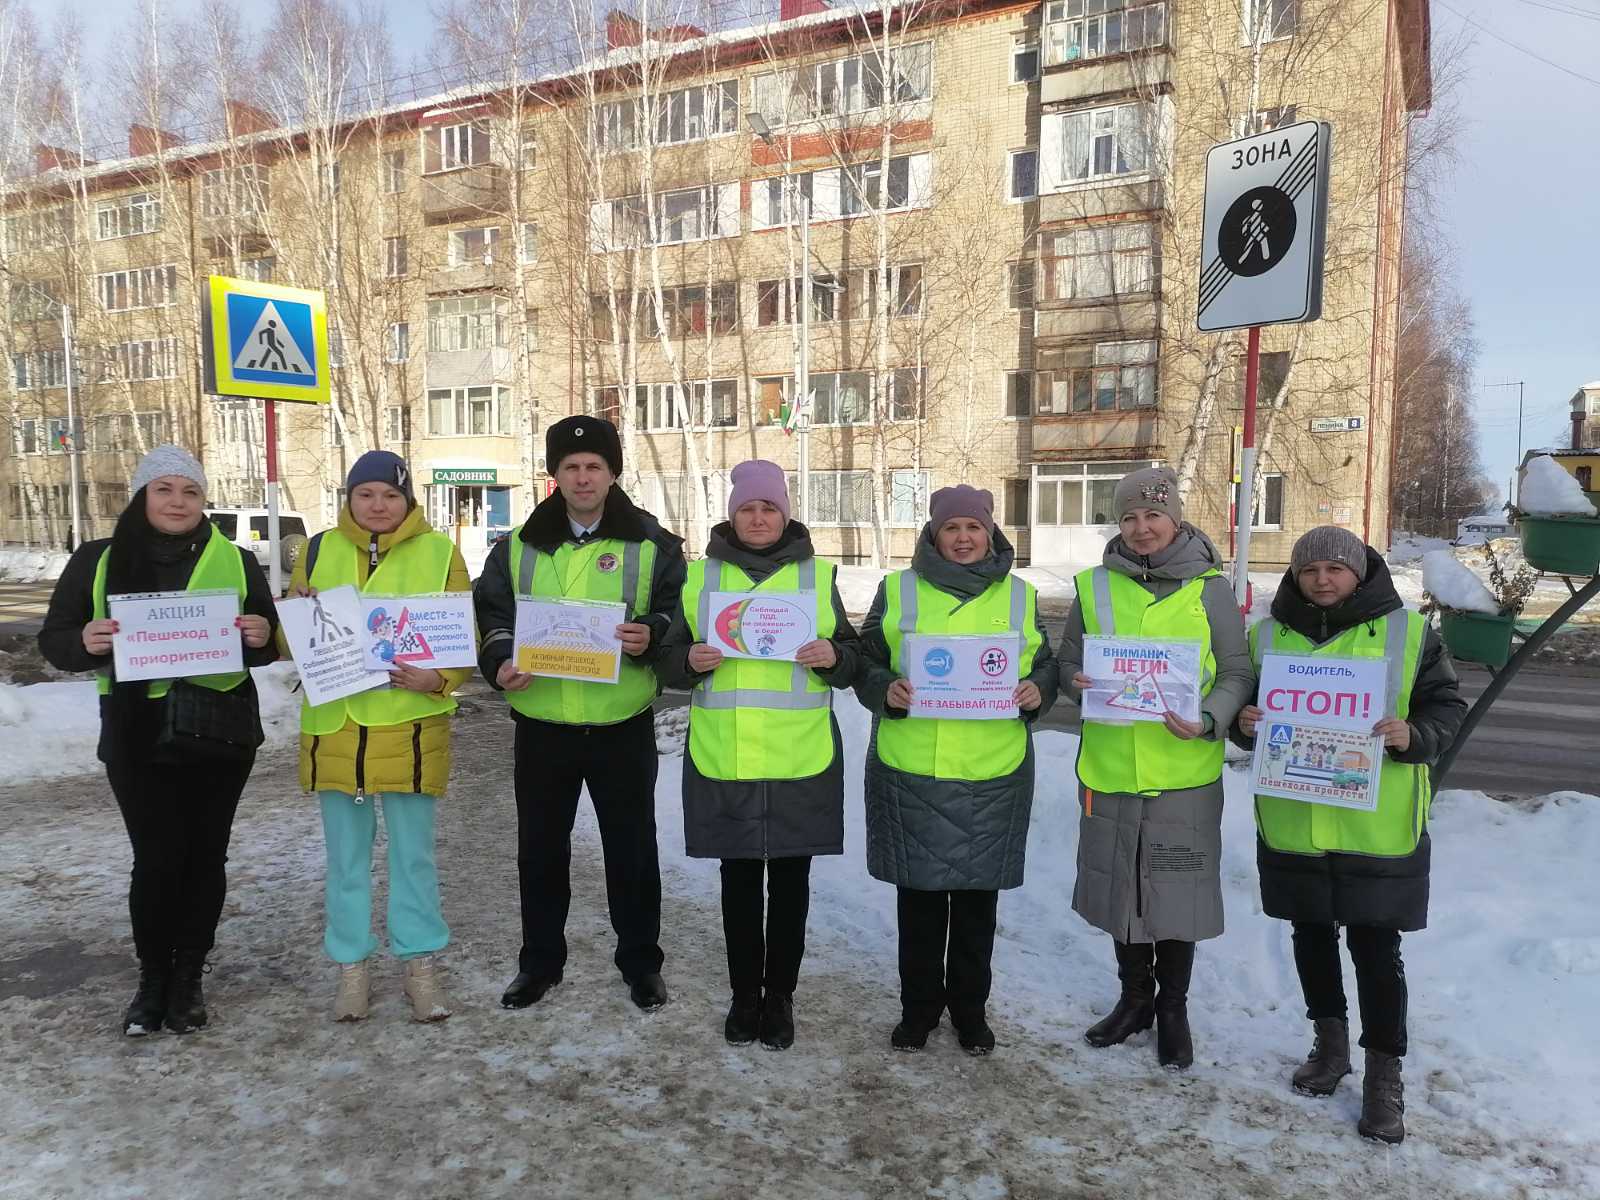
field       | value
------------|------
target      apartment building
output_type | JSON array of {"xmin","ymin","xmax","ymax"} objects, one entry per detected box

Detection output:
[{"xmin": 0, "ymin": 0, "xmax": 1430, "ymax": 569}]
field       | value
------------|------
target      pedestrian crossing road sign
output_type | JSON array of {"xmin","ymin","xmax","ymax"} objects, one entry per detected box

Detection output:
[
  {"xmin": 202, "ymin": 276, "xmax": 330, "ymax": 403},
  {"xmin": 1196, "ymin": 120, "xmax": 1332, "ymax": 333}
]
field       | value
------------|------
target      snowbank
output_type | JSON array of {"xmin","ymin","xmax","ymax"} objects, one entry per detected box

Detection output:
[
  {"xmin": 0, "ymin": 546, "xmax": 71, "ymax": 583},
  {"xmin": 1388, "ymin": 534, "xmax": 1451, "ymax": 565},
  {"xmin": 0, "ymin": 662, "xmax": 302, "ymax": 778},
  {"xmin": 1421, "ymin": 549, "xmax": 1500, "ymax": 615},
  {"xmin": 1520, "ymin": 455, "xmax": 1598, "ymax": 517}
]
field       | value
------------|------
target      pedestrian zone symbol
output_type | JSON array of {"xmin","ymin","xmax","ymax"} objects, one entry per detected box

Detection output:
[{"xmin": 230, "ymin": 296, "xmax": 315, "ymax": 385}]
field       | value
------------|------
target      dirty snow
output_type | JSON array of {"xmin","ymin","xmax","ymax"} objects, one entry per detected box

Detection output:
[
  {"xmin": 1519, "ymin": 456, "xmax": 1597, "ymax": 517},
  {"xmin": 1, "ymin": 698, "xmax": 1596, "ymax": 1198},
  {"xmin": 0, "ymin": 546, "xmax": 71, "ymax": 583},
  {"xmin": 1421, "ymin": 550, "xmax": 1501, "ymax": 615}
]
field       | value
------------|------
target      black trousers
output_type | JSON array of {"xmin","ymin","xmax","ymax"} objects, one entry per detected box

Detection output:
[
  {"xmin": 513, "ymin": 709, "xmax": 663, "ymax": 980},
  {"xmin": 720, "ymin": 856, "xmax": 812, "ymax": 998},
  {"xmin": 1292, "ymin": 921, "xmax": 1408, "ymax": 1056},
  {"xmin": 106, "ymin": 755, "xmax": 253, "ymax": 965},
  {"xmin": 897, "ymin": 887, "xmax": 999, "ymax": 1024}
]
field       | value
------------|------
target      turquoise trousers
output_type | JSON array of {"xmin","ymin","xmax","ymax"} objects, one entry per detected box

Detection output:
[{"xmin": 318, "ymin": 791, "xmax": 449, "ymax": 964}]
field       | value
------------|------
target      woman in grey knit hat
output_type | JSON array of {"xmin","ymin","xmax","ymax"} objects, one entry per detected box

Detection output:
[{"xmin": 1058, "ymin": 466, "xmax": 1253, "ymax": 1070}]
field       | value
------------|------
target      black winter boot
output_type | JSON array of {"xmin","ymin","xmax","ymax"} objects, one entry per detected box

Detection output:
[
  {"xmin": 891, "ymin": 1009, "xmax": 941, "ymax": 1052},
  {"xmin": 1292, "ymin": 1017, "xmax": 1354, "ymax": 1097},
  {"xmin": 725, "ymin": 992, "xmax": 761, "ymax": 1045},
  {"xmin": 952, "ymin": 1010, "xmax": 996, "ymax": 1057},
  {"xmin": 758, "ymin": 992, "xmax": 795, "ymax": 1051},
  {"xmin": 122, "ymin": 962, "xmax": 170, "ymax": 1037},
  {"xmin": 1358, "ymin": 1051, "xmax": 1406, "ymax": 1144},
  {"xmin": 165, "ymin": 951, "xmax": 210, "ymax": 1034},
  {"xmin": 1153, "ymin": 940, "xmax": 1195, "ymax": 1070},
  {"xmin": 1085, "ymin": 941, "xmax": 1155, "ymax": 1048}
]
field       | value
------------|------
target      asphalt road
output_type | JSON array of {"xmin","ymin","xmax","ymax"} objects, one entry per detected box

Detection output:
[{"xmin": 3, "ymin": 579, "xmax": 1595, "ymax": 797}]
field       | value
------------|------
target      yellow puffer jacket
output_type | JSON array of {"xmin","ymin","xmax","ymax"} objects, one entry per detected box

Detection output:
[{"xmin": 284, "ymin": 505, "xmax": 474, "ymax": 798}]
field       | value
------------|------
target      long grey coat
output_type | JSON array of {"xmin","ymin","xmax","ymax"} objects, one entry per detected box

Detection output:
[
  {"xmin": 855, "ymin": 528, "xmax": 1061, "ymax": 891},
  {"xmin": 1060, "ymin": 526, "xmax": 1252, "ymax": 943}
]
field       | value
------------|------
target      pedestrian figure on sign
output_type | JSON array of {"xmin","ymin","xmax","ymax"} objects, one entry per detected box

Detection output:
[
  {"xmin": 1238, "ymin": 198, "xmax": 1271, "ymax": 266},
  {"xmin": 252, "ymin": 320, "xmax": 289, "ymax": 372},
  {"xmin": 309, "ymin": 591, "xmax": 350, "ymax": 647}
]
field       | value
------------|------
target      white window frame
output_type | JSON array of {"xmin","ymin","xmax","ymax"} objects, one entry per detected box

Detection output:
[
  {"xmin": 5, "ymin": 206, "xmax": 70, "ymax": 252},
  {"xmin": 95, "ymin": 265, "xmax": 178, "ymax": 313},
  {"xmin": 200, "ymin": 167, "xmax": 268, "ymax": 218},
  {"xmin": 1007, "ymin": 261, "xmax": 1036, "ymax": 311},
  {"xmin": 1012, "ymin": 43, "xmax": 1040, "ymax": 84},
  {"xmin": 98, "ymin": 337, "xmax": 177, "ymax": 383},
  {"xmin": 384, "ymin": 236, "xmax": 408, "ymax": 278},
  {"xmin": 1043, "ymin": 1, "xmax": 1168, "ymax": 67},
  {"xmin": 425, "ymin": 384, "xmax": 513, "ymax": 437},
  {"xmin": 1042, "ymin": 222, "xmax": 1155, "ymax": 303},
  {"xmin": 240, "ymin": 256, "xmax": 275, "ymax": 282},
  {"xmin": 751, "ymin": 41, "xmax": 932, "ymax": 128},
  {"xmin": 1004, "ymin": 370, "xmax": 1033, "ymax": 419},
  {"xmin": 423, "ymin": 121, "xmax": 491, "ymax": 174},
  {"xmin": 518, "ymin": 122, "xmax": 538, "ymax": 169},
  {"xmin": 448, "ymin": 225, "xmax": 501, "ymax": 266},
  {"xmin": 594, "ymin": 80, "xmax": 739, "ymax": 153},
  {"xmin": 1034, "ymin": 339, "xmax": 1158, "ymax": 415},
  {"xmin": 1008, "ymin": 148, "xmax": 1038, "ymax": 202},
  {"xmin": 386, "ymin": 322, "xmax": 410, "ymax": 364},
  {"xmin": 385, "ymin": 404, "xmax": 410, "ymax": 444},
  {"xmin": 95, "ymin": 192, "xmax": 162, "ymax": 241},
  {"xmin": 1031, "ymin": 459, "xmax": 1158, "ymax": 527},
  {"xmin": 1240, "ymin": 472, "xmax": 1286, "ymax": 530},
  {"xmin": 1242, "ymin": 0, "xmax": 1297, "ymax": 45},
  {"xmin": 591, "ymin": 183, "xmax": 738, "ymax": 250},
  {"xmin": 1043, "ymin": 101, "xmax": 1154, "ymax": 190},
  {"xmin": 427, "ymin": 295, "xmax": 506, "ymax": 352},
  {"xmin": 384, "ymin": 149, "xmax": 406, "ymax": 194},
  {"xmin": 518, "ymin": 222, "xmax": 539, "ymax": 266}
]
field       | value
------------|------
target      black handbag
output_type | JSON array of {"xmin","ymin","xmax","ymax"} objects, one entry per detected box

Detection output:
[{"xmin": 155, "ymin": 677, "xmax": 265, "ymax": 762}]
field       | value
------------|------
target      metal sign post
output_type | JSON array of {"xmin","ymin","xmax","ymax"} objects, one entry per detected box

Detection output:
[{"xmin": 1197, "ymin": 121, "xmax": 1332, "ymax": 604}]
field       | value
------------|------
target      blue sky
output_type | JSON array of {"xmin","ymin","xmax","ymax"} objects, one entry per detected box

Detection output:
[{"xmin": 27, "ymin": 0, "xmax": 1600, "ymax": 504}]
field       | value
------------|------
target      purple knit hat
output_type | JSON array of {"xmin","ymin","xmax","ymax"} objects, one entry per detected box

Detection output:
[
  {"xmin": 728, "ymin": 459, "xmax": 790, "ymax": 524},
  {"xmin": 929, "ymin": 485, "xmax": 994, "ymax": 534}
]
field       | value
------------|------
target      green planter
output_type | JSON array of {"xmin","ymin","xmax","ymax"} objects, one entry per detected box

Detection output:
[
  {"xmin": 1519, "ymin": 514, "xmax": 1600, "ymax": 577},
  {"xmin": 1439, "ymin": 609, "xmax": 1516, "ymax": 669}
]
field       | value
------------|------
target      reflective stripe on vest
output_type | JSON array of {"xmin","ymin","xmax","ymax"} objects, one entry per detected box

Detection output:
[
  {"xmin": 504, "ymin": 534, "xmax": 658, "ymax": 725},
  {"xmin": 1249, "ymin": 610, "xmax": 1430, "ymax": 857},
  {"xmin": 93, "ymin": 522, "xmax": 250, "ymax": 698},
  {"xmin": 1074, "ymin": 566, "xmax": 1224, "ymax": 795},
  {"xmin": 301, "ymin": 528, "xmax": 458, "ymax": 734},
  {"xmin": 876, "ymin": 570, "xmax": 1041, "ymax": 783},
  {"xmin": 683, "ymin": 556, "xmax": 837, "ymax": 781}
]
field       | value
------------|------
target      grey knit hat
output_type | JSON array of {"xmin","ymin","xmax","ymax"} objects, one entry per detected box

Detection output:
[
  {"xmin": 131, "ymin": 444, "xmax": 207, "ymax": 497},
  {"xmin": 1290, "ymin": 525, "xmax": 1369, "ymax": 581},
  {"xmin": 1113, "ymin": 466, "xmax": 1181, "ymax": 524}
]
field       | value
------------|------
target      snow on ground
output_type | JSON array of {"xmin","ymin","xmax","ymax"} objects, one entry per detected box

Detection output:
[
  {"xmin": 1, "ymin": 698, "xmax": 1596, "ymax": 1198},
  {"xmin": 0, "ymin": 546, "xmax": 71, "ymax": 583}
]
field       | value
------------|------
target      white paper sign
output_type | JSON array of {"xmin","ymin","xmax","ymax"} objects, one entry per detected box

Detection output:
[
  {"xmin": 705, "ymin": 591, "xmax": 814, "ymax": 661},
  {"xmin": 1081, "ymin": 636, "xmax": 1203, "ymax": 724},
  {"xmin": 1249, "ymin": 653, "xmax": 1388, "ymax": 811},
  {"xmin": 277, "ymin": 585, "xmax": 388, "ymax": 707},
  {"xmin": 108, "ymin": 589, "xmax": 244, "ymax": 683},
  {"xmin": 905, "ymin": 633, "xmax": 1021, "ymax": 721},
  {"xmin": 513, "ymin": 597, "xmax": 625, "ymax": 683},
  {"xmin": 362, "ymin": 593, "xmax": 477, "ymax": 671}
]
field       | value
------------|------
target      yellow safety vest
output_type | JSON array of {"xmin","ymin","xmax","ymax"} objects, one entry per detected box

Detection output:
[
  {"xmin": 93, "ymin": 521, "xmax": 250, "ymax": 698},
  {"xmin": 1074, "ymin": 566, "xmax": 1223, "ymax": 795},
  {"xmin": 505, "ymin": 534, "xmax": 658, "ymax": 725},
  {"xmin": 301, "ymin": 527, "xmax": 458, "ymax": 733},
  {"xmin": 681, "ymin": 556, "xmax": 838, "ymax": 781},
  {"xmin": 876, "ymin": 570, "xmax": 1042, "ymax": 782},
  {"xmin": 1250, "ymin": 611, "xmax": 1430, "ymax": 857}
]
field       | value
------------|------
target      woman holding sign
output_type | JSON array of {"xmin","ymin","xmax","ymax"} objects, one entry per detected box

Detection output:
[
  {"xmin": 38, "ymin": 446, "xmax": 279, "ymax": 1036},
  {"xmin": 1230, "ymin": 527, "xmax": 1464, "ymax": 1144},
  {"xmin": 657, "ymin": 461, "xmax": 860, "ymax": 1050},
  {"xmin": 855, "ymin": 486, "xmax": 1059, "ymax": 1055},
  {"xmin": 1061, "ymin": 466, "xmax": 1252, "ymax": 1070},
  {"xmin": 285, "ymin": 451, "xmax": 472, "ymax": 1024}
]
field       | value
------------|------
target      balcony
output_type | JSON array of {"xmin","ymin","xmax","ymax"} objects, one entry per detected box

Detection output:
[
  {"xmin": 1032, "ymin": 410, "xmax": 1159, "ymax": 456},
  {"xmin": 1034, "ymin": 297, "xmax": 1158, "ymax": 342},
  {"xmin": 425, "ymin": 260, "xmax": 513, "ymax": 295},
  {"xmin": 1039, "ymin": 177, "xmax": 1163, "ymax": 225},
  {"xmin": 425, "ymin": 347, "xmax": 514, "ymax": 389},
  {"xmin": 1041, "ymin": 49, "xmax": 1172, "ymax": 107},
  {"xmin": 198, "ymin": 207, "xmax": 270, "ymax": 251},
  {"xmin": 420, "ymin": 164, "xmax": 507, "ymax": 222}
]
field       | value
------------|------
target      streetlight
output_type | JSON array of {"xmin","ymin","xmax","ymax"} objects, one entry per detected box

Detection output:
[
  {"xmin": 1486, "ymin": 379, "xmax": 1526, "ymax": 506},
  {"xmin": 747, "ymin": 109, "xmax": 812, "ymax": 524}
]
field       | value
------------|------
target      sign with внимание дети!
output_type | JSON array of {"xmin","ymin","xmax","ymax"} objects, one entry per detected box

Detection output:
[
  {"xmin": 201, "ymin": 276, "xmax": 329, "ymax": 404},
  {"xmin": 1197, "ymin": 121, "xmax": 1332, "ymax": 333}
]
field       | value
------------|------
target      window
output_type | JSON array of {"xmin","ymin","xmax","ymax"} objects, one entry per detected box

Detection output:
[
  {"xmin": 13, "ymin": 351, "xmax": 68, "ymax": 391},
  {"xmin": 1035, "ymin": 340, "xmax": 1157, "ymax": 414},
  {"xmin": 1005, "ymin": 370, "xmax": 1033, "ymax": 417},
  {"xmin": 518, "ymin": 222, "xmax": 539, "ymax": 265},
  {"xmin": 200, "ymin": 166, "xmax": 268, "ymax": 217},
  {"xmin": 594, "ymin": 80, "xmax": 739, "ymax": 152},
  {"xmin": 97, "ymin": 338, "xmax": 177, "ymax": 382},
  {"xmin": 1005, "ymin": 478, "xmax": 1030, "ymax": 525},
  {"xmin": 11, "ymin": 418, "xmax": 40, "ymax": 454},
  {"xmin": 841, "ymin": 264, "xmax": 924, "ymax": 320},
  {"xmin": 890, "ymin": 470, "xmax": 930, "ymax": 524},
  {"xmin": 751, "ymin": 171, "xmax": 814, "ymax": 230},
  {"xmin": 94, "ymin": 265, "xmax": 178, "ymax": 313},
  {"xmin": 427, "ymin": 295, "xmax": 506, "ymax": 352},
  {"xmin": 518, "ymin": 123, "xmax": 538, "ymax": 168},
  {"xmin": 1033, "ymin": 460, "xmax": 1157, "ymax": 526},
  {"xmin": 387, "ymin": 322, "xmax": 410, "ymax": 363},
  {"xmin": 654, "ymin": 283, "xmax": 739, "ymax": 338},
  {"xmin": 240, "ymin": 256, "xmax": 275, "ymax": 282},
  {"xmin": 328, "ymin": 328, "xmax": 345, "ymax": 369},
  {"xmin": 385, "ymin": 405, "xmax": 410, "ymax": 443},
  {"xmin": 426, "ymin": 385, "xmax": 513, "ymax": 436},
  {"xmin": 842, "ymin": 156, "xmax": 913, "ymax": 216},
  {"xmin": 523, "ymin": 309, "xmax": 539, "ymax": 355},
  {"xmin": 91, "ymin": 411, "xmax": 165, "ymax": 452},
  {"xmin": 384, "ymin": 149, "xmax": 407, "ymax": 193},
  {"xmin": 448, "ymin": 225, "xmax": 501, "ymax": 266},
  {"xmin": 1044, "ymin": 1, "xmax": 1167, "ymax": 67},
  {"xmin": 97, "ymin": 483, "xmax": 126, "ymax": 518},
  {"xmin": 1237, "ymin": 104, "xmax": 1299, "ymax": 137},
  {"xmin": 1576, "ymin": 466, "xmax": 1593, "ymax": 491},
  {"xmin": 1238, "ymin": 472, "xmax": 1285, "ymax": 528},
  {"xmin": 752, "ymin": 42, "xmax": 932, "ymax": 127},
  {"xmin": 889, "ymin": 368, "xmax": 925, "ymax": 420},
  {"xmin": 5, "ymin": 206, "xmax": 70, "ymax": 251},
  {"xmin": 1008, "ymin": 149, "xmax": 1038, "ymax": 202},
  {"xmin": 11, "ymin": 279, "xmax": 62, "ymax": 322},
  {"xmin": 798, "ymin": 470, "xmax": 873, "ymax": 525},
  {"xmin": 812, "ymin": 372, "xmax": 873, "ymax": 426},
  {"xmin": 612, "ymin": 379, "xmax": 739, "ymax": 431},
  {"xmin": 384, "ymin": 236, "xmax": 408, "ymax": 277},
  {"xmin": 1012, "ymin": 43, "xmax": 1040, "ymax": 83},
  {"xmin": 756, "ymin": 276, "xmax": 835, "ymax": 327},
  {"xmin": 423, "ymin": 121, "xmax": 490, "ymax": 173},
  {"xmin": 1244, "ymin": 0, "xmax": 1297, "ymax": 43},
  {"xmin": 213, "ymin": 399, "xmax": 258, "ymax": 446},
  {"xmin": 1044, "ymin": 101, "xmax": 1152, "ymax": 188},
  {"xmin": 1042, "ymin": 222, "xmax": 1155, "ymax": 301},
  {"xmin": 591, "ymin": 183, "xmax": 738, "ymax": 250},
  {"xmin": 1008, "ymin": 261, "xmax": 1037, "ymax": 310},
  {"xmin": 1256, "ymin": 350, "xmax": 1291, "ymax": 402},
  {"xmin": 320, "ymin": 161, "xmax": 341, "ymax": 198},
  {"xmin": 95, "ymin": 192, "xmax": 162, "ymax": 240}
]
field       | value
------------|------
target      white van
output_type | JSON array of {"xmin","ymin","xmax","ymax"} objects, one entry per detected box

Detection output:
[
  {"xmin": 1455, "ymin": 516, "xmax": 1514, "ymax": 545},
  {"xmin": 206, "ymin": 508, "xmax": 311, "ymax": 581}
]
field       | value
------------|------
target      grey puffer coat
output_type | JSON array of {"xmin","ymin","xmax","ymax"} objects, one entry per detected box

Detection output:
[
  {"xmin": 1060, "ymin": 525, "xmax": 1253, "ymax": 943},
  {"xmin": 656, "ymin": 522, "xmax": 859, "ymax": 860},
  {"xmin": 854, "ymin": 526, "xmax": 1061, "ymax": 891}
]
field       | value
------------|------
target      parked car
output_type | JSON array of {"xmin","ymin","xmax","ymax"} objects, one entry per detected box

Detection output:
[
  {"xmin": 206, "ymin": 508, "xmax": 311, "ymax": 585},
  {"xmin": 1455, "ymin": 516, "xmax": 1515, "ymax": 545}
]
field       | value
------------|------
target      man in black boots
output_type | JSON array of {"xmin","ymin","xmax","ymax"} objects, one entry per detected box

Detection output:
[{"xmin": 474, "ymin": 416, "xmax": 685, "ymax": 1013}]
